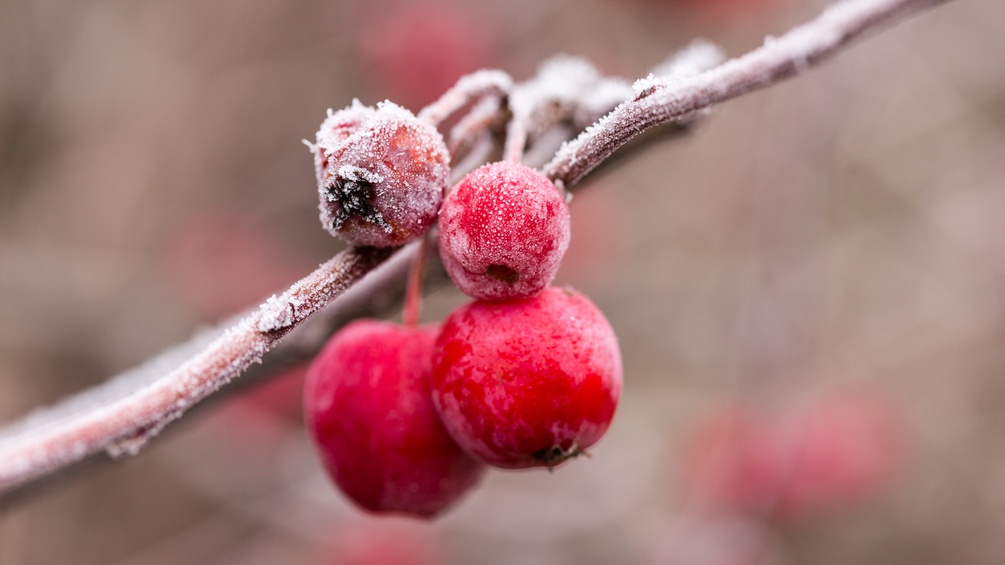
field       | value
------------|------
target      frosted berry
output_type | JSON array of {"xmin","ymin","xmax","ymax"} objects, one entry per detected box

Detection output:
[
  {"xmin": 437, "ymin": 161, "xmax": 571, "ymax": 301},
  {"xmin": 304, "ymin": 320, "xmax": 485, "ymax": 517},
  {"xmin": 430, "ymin": 287, "xmax": 622, "ymax": 469},
  {"xmin": 309, "ymin": 100, "xmax": 449, "ymax": 247}
]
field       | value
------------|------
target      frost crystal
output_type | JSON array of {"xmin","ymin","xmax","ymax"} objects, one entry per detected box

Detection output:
[
  {"xmin": 651, "ymin": 39, "xmax": 726, "ymax": 80},
  {"xmin": 325, "ymin": 165, "xmax": 392, "ymax": 233}
]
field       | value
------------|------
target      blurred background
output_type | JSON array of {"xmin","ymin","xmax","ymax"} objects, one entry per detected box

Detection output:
[{"xmin": 2, "ymin": 0, "xmax": 1004, "ymax": 563}]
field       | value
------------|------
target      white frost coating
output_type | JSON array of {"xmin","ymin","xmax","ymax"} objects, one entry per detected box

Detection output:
[
  {"xmin": 650, "ymin": 39, "xmax": 726, "ymax": 80},
  {"xmin": 447, "ymin": 94, "xmax": 504, "ymax": 155},
  {"xmin": 312, "ymin": 99, "xmax": 449, "ymax": 247},
  {"xmin": 633, "ymin": 74, "xmax": 668, "ymax": 94},
  {"xmin": 573, "ymin": 77, "xmax": 633, "ymax": 128},
  {"xmin": 0, "ymin": 247, "xmax": 393, "ymax": 495},
  {"xmin": 515, "ymin": 56, "xmax": 605, "ymax": 119},
  {"xmin": 335, "ymin": 165, "xmax": 384, "ymax": 187},
  {"xmin": 505, "ymin": 55, "xmax": 615, "ymax": 161},
  {"xmin": 0, "ymin": 322, "xmax": 226, "ymax": 447},
  {"xmin": 417, "ymin": 69, "xmax": 513, "ymax": 125},
  {"xmin": 545, "ymin": 0, "xmax": 945, "ymax": 188},
  {"xmin": 257, "ymin": 294, "xmax": 296, "ymax": 332}
]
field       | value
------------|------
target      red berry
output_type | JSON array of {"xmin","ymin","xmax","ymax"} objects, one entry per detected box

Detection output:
[
  {"xmin": 304, "ymin": 320, "xmax": 485, "ymax": 517},
  {"xmin": 310, "ymin": 101, "xmax": 449, "ymax": 247},
  {"xmin": 359, "ymin": 1, "xmax": 494, "ymax": 111},
  {"xmin": 682, "ymin": 401, "xmax": 787, "ymax": 512},
  {"xmin": 437, "ymin": 161, "xmax": 571, "ymax": 301},
  {"xmin": 326, "ymin": 521, "xmax": 446, "ymax": 565},
  {"xmin": 682, "ymin": 390, "xmax": 907, "ymax": 519},
  {"xmin": 774, "ymin": 390, "xmax": 906, "ymax": 515},
  {"xmin": 430, "ymin": 287, "xmax": 622, "ymax": 469}
]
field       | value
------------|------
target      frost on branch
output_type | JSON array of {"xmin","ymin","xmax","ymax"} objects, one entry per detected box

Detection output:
[
  {"xmin": 417, "ymin": 69, "xmax": 513, "ymax": 127},
  {"xmin": 544, "ymin": 0, "xmax": 948, "ymax": 189},
  {"xmin": 0, "ymin": 246, "xmax": 395, "ymax": 498},
  {"xmin": 504, "ymin": 43, "xmax": 724, "ymax": 168},
  {"xmin": 650, "ymin": 39, "xmax": 728, "ymax": 82}
]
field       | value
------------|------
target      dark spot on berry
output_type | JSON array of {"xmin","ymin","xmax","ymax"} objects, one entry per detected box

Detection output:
[
  {"xmin": 531, "ymin": 443, "xmax": 583, "ymax": 470},
  {"xmin": 325, "ymin": 174, "xmax": 393, "ymax": 234},
  {"xmin": 486, "ymin": 264, "xmax": 519, "ymax": 284}
]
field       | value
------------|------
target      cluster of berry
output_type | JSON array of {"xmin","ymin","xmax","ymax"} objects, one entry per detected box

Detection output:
[{"xmin": 302, "ymin": 101, "xmax": 623, "ymax": 518}]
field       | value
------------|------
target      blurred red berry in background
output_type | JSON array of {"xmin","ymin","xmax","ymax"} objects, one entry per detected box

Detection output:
[
  {"xmin": 682, "ymin": 388, "xmax": 910, "ymax": 520},
  {"xmin": 359, "ymin": 1, "xmax": 497, "ymax": 111},
  {"xmin": 323, "ymin": 520, "xmax": 448, "ymax": 565},
  {"xmin": 162, "ymin": 212, "xmax": 307, "ymax": 322}
]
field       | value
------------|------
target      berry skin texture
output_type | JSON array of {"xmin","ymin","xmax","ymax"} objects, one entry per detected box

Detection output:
[
  {"xmin": 430, "ymin": 287, "xmax": 622, "ymax": 469},
  {"xmin": 310, "ymin": 100, "xmax": 449, "ymax": 247},
  {"xmin": 438, "ymin": 161, "xmax": 571, "ymax": 301},
  {"xmin": 304, "ymin": 320, "xmax": 485, "ymax": 518}
]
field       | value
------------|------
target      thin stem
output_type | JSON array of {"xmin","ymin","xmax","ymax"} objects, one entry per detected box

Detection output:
[
  {"xmin": 543, "ymin": 0, "xmax": 949, "ymax": 189},
  {"xmin": 417, "ymin": 70, "xmax": 513, "ymax": 127},
  {"xmin": 503, "ymin": 103, "xmax": 530, "ymax": 163},
  {"xmin": 403, "ymin": 233, "xmax": 430, "ymax": 328},
  {"xmin": 447, "ymin": 95, "xmax": 508, "ymax": 158}
]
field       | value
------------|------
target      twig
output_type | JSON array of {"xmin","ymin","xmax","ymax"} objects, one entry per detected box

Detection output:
[
  {"xmin": 416, "ymin": 69, "xmax": 513, "ymax": 127},
  {"xmin": 447, "ymin": 95, "xmax": 508, "ymax": 158},
  {"xmin": 543, "ymin": 0, "xmax": 949, "ymax": 189},
  {"xmin": 504, "ymin": 55, "xmax": 623, "ymax": 163}
]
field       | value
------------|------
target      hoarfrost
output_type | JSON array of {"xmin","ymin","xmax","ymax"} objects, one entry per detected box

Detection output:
[
  {"xmin": 257, "ymin": 294, "xmax": 296, "ymax": 333},
  {"xmin": 651, "ymin": 39, "xmax": 726, "ymax": 80},
  {"xmin": 310, "ymin": 99, "xmax": 449, "ymax": 246}
]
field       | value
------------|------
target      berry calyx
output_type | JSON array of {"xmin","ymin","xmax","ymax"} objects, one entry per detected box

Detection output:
[
  {"xmin": 437, "ymin": 161, "xmax": 571, "ymax": 301},
  {"xmin": 430, "ymin": 287, "xmax": 622, "ymax": 469},
  {"xmin": 304, "ymin": 319, "xmax": 485, "ymax": 517},
  {"xmin": 309, "ymin": 100, "xmax": 450, "ymax": 247}
]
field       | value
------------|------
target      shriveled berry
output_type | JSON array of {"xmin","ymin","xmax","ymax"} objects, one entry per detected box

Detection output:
[
  {"xmin": 309, "ymin": 100, "xmax": 449, "ymax": 247},
  {"xmin": 304, "ymin": 320, "xmax": 485, "ymax": 517},
  {"xmin": 437, "ymin": 161, "xmax": 571, "ymax": 301},
  {"xmin": 430, "ymin": 287, "xmax": 622, "ymax": 469}
]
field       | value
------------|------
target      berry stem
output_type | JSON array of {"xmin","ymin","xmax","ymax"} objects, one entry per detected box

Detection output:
[
  {"xmin": 503, "ymin": 108, "xmax": 529, "ymax": 163},
  {"xmin": 403, "ymin": 233, "xmax": 430, "ymax": 328},
  {"xmin": 417, "ymin": 70, "xmax": 513, "ymax": 127}
]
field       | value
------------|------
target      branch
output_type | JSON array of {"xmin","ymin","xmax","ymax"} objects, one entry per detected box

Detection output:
[
  {"xmin": 0, "ymin": 246, "xmax": 394, "ymax": 498},
  {"xmin": 543, "ymin": 0, "xmax": 949, "ymax": 189}
]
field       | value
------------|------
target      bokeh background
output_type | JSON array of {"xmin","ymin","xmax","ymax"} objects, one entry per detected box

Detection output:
[{"xmin": 2, "ymin": 0, "xmax": 1004, "ymax": 563}]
